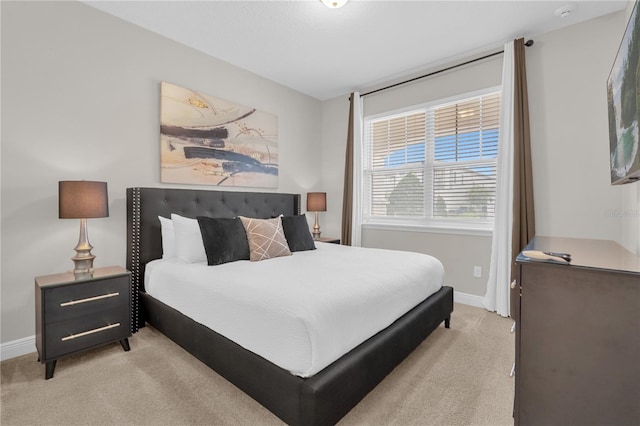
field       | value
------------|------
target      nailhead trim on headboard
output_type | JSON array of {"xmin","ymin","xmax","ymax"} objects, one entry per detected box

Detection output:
[{"xmin": 130, "ymin": 187, "xmax": 141, "ymax": 333}]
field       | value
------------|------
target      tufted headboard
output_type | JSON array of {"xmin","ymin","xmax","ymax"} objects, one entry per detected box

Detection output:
[{"xmin": 126, "ymin": 187, "xmax": 301, "ymax": 330}]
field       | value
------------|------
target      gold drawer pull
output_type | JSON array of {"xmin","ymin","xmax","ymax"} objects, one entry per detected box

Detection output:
[
  {"xmin": 61, "ymin": 323, "xmax": 120, "ymax": 341},
  {"xmin": 60, "ymin": 292, "xmax": 119, "ymax": 307}
]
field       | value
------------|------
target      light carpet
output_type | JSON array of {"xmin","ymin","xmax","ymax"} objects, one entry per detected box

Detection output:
[{"xmin": 1, "ymin": 303, "xmax": 514, "ymax": 425}]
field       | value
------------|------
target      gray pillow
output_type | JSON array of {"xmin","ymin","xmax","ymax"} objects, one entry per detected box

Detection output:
[
  {"xmin": 281, "ymin": 215, "xmax": 316, "ymax": 252},
  {"xmin": 197, "ymin": 217, "xmax": 250, "ymax": 265}
]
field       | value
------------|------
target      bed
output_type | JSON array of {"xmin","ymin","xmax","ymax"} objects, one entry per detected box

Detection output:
[{"xmin": 126, "ymin": 187, "xmax": 454, "ymax": 426}]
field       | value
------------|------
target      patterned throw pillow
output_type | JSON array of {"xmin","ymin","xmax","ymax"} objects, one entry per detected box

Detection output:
[{"xmin": 239, "ymin": 216, "xmax": 292, "ymax": 261}]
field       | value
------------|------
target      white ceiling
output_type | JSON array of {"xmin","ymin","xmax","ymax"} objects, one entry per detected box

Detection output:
[{"xmin": 85, "ymin": 0, "xmax": 628, "ymax": 100}]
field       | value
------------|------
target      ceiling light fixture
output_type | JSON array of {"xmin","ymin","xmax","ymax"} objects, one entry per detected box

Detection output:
[
  {"xmin": 320, "ymin": 0, "xmax": 349, "ymax": 9},
  {"xmin": 554, "ymin": 3, "xmax": 577, "ymax": 18}
]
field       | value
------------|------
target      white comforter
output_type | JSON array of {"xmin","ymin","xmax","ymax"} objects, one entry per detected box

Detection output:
[{"xmin": 145, "ymin": 242, "xmax": 444, "ymax": 377}]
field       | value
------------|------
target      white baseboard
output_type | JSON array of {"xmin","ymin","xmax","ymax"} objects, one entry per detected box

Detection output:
[
  {"xmin": 454, "ymin": 291, "xmax": 485, "ymax": 308},
  {"xmin": 1, "ymin": 335, "xmax": 36, "ymax": 361}
]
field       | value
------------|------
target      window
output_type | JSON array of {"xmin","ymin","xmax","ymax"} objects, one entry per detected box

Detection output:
[{"xmin": 363, "ymin": 89, "xmax": 500, "ymax": 232}]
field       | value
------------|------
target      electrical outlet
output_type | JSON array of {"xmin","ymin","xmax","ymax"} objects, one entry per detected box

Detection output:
[{"xmin": 473, "ymin": 266, "xmax": 482, "ymax": 278}]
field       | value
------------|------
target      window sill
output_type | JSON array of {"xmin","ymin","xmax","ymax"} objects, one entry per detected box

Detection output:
[{"xmin": 362, "ymin": 222, "xmax": 493, "ymax": 237}]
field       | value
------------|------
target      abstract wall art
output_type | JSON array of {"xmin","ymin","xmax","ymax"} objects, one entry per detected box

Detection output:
[{"xmin": 160, "ymin": 82, "xmax": 278, "ymax": 187}]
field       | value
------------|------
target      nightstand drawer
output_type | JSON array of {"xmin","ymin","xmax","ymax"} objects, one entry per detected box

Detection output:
[
  {"xmin": 44, "ymin": 275, "xmax": 130, "ymax": 323},
  {"xmin": 44, "ymin": 305, "xmax": 130, "ymax": 359}
]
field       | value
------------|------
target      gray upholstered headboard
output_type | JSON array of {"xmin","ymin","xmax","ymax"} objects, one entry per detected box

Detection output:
[{"xmin": 126, "ymin": 187, "xmax": 301, "ymax": 330}]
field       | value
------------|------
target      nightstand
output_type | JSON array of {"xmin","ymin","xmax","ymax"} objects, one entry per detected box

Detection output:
[
  {"xmin": 316, "ymin": 237, "xmax": 340, "ymax": 244},
  {"xmin": 35, "ymin": 266, "xmax": 132, "ymax": 379}
]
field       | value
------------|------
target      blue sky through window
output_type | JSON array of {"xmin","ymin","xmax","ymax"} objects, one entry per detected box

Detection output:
[
  {"xmin": 383, "ymin": 129, "xmax": 498, "ymax": 170},
  {"xmin": 384, "ymin": 143, "xmax": 425, "ymax": 167}
]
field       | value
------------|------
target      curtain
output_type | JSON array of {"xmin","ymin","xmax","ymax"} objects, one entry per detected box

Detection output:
[
  {"xmin": 484, "ymin": 38, "xmax": 534, "ymax": 318},
  {"xmin": 341, "ymin": 92, "xmax": 363, "ymax": 246},
  {"xmin": 484, "ymin": 41, "xmax": 516, "ymax": 317},
  {"xmin": 511, "ymin": 38, "xmax": 536, "ymax": 315}
]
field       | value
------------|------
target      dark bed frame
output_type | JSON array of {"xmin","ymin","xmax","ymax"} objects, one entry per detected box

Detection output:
[{"xmin": 126, "ymin": 187, "xmax": 454, "ymax": 426}]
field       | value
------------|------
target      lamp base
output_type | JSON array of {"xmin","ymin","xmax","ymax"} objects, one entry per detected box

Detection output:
[
  {"xmin": 312, "ymin": 211, "xmax": 321, "ymax": 240},
  {"xmin": 71, "ymin": 253, "xmax": 95, "ymax": 276},
  {"xmin": 71, "ymin": 218, "xmax": 96, "ymax": 277}
]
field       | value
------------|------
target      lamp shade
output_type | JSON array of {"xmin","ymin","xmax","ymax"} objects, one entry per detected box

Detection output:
[
  {"xmin": 307, "ymin": 192, "xmax": 327, "ymax": 212},
  {"xmin": 59, "ymin": 181, "xmax": 109, "ymax": 219}
]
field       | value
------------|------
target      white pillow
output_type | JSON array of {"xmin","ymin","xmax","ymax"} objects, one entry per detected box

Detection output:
[
  {"xmin": 171, "ymin": 213, "xmax": 207, "ymax": 263},
  {"xmin": 158, "ymin": 216, "xmax": 176, "ymax": 259}
]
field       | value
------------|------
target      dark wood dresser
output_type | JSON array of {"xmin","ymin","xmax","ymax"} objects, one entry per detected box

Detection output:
[
  {"xmin": 35, "ymin": 266, "xmax": 132, "ymax": 379},
  {"xmin": 513, "ymin": 236, "xmax": 640, "ymax": 425}
]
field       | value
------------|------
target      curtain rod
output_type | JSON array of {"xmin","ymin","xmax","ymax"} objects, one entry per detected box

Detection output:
[{"xmin": 360, "ymin": 39, "xmax": 534, "ymax": 98}]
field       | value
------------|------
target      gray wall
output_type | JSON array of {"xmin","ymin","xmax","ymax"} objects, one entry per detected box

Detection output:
[
  {"xmin": 527, "ymin": 11, "xmax": 626, "ymax": 243},
  {"xmin": 320, "ymin": 9, "xmax": 639, "ymax": 298},
  {"xmin": 1, "ymin": 1, "xmax": 322, "ymax": 343},
  {"xmin": 527, "ymin": 8, "xmax": 638, "ymax": 255}
]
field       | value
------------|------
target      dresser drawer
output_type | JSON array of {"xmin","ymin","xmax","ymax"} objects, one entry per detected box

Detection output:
[
  {"xmin": 44, "ymin": 305, "xmax": 130, "ymax": 359},
  {"xmin": 44, "ymin": 275, "xmax": 130, "ymax": 323}
]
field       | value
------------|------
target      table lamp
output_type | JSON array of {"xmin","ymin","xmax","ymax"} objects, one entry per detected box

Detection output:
[
  {"xmin": 306, "ymin": 192, "xmax": 326, "ymax": 240},
  {"xmin": 59, "ymin": 181, "xmax": 109, "ymax": 276}
]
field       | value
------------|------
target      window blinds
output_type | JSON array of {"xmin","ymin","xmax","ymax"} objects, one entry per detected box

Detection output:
[{"xmin": 364, "ymin": 91, "xmax": 500, "ymax": 225}]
